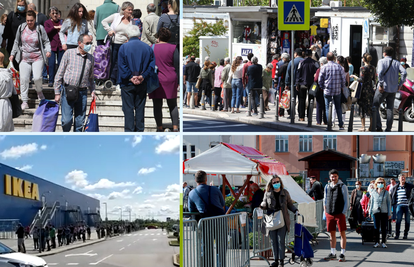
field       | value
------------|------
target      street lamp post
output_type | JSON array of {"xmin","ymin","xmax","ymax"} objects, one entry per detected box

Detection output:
[
  {"xmin": 119, "ymin": 208, "xmax": 122, "ymax": 222},
  {"xmin": 103, "ymin": 202, "xmax": 108, "ymax": 221}
]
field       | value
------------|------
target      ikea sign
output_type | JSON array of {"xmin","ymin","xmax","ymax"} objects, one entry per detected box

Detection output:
[{"xmin": 4, "ymin": 175, "xmax": 40, "ymax": 200}]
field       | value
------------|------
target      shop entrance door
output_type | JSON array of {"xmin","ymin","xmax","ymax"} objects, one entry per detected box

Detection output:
[{"xmin": 350, "ymin": 25, "xmax": 363, "ymax": 74}]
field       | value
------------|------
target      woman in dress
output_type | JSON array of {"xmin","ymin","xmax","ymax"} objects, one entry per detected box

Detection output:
[
  {"xmin": 149, "ymin": 27, "xmax": 179, "ymax": 132},
  {"xmin": 44, "ymin": 6, "xmax": 63, "ymax": 88},
  {"xmin": 352, "ymin": 53, "xmax": 376, "ymax": 131},
  {"xmin": 260, "ymin": 175, "xmax": 299, "ymax": 267},
  {"xmin": 229, "ymin": 56, "xmax": 244, "ymax": 113},
  {"xmin": 369, "ymin": 177, "xmax": 391, "ymax": 248},
  {"xmin": 9, "ymin": 10, "xmax": 51, "ymax": 110},
  {"xmin": 102, "ymin": 1, "xmax": 134, "ymax": 86},
  {"xmin": 59, "ymin": 3, "xmax": 90, "ymax": 51}
]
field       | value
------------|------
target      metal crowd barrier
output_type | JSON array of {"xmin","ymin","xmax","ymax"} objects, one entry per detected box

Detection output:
[
  {"xmin": 250, "ymin": 208, "xmax": 272, "ymax": 264},
  {"xmin": 0, "ymin": 219, "xmax": 20, "ymax": 239},
  {"xmin": 183, "ymin": 213, "xmax": 250, "ymax": 267}
]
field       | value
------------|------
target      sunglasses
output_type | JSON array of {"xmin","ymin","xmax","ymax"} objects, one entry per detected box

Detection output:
[
  {"xmin": 377, "ymin": 182, "xmax": 384, "ymax": 184},
  {"xmin": 85, "ymin": 42, "xmax": 92, "ymax": 45},
  {"xmin": 272, "ymin": 181, "xmax": 280, "ymax": 184}
]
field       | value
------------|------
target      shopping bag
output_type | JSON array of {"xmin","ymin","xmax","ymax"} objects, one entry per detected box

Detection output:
[
  {"xmin": 146, "ymin": 44, "xmax": 159, "ymax": 94},
  {"xmin": 268, "ymin": 88, "xmax": 276, "ymax": 104},
  {"xmin": 9, "ymin": 90, "xmax": 22, "ymax": 118},
  {"xmin": 93, "ymin": 35, "xmax": 112, "ymax": 80},
  {"xmin": 279, "ymin": 90, "xmax": 290, "ymax": 109},
  {"xmin": 31, "ymin": 99, "xmax": 59, "ymax": 132},
  {"xmin": 84, "ymin": 99, "xmax": 99, "ymax": 132},
  {"xmin": 351, "ymin": 82, "xmax": 363, "ymax": 99},
  {"xmin": 7, "ymin": 62, "xmax": 20, "ymax": 94}
]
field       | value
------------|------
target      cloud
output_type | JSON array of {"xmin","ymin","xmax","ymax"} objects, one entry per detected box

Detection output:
[
  {"xmin": 150, "ymin": 184, "xmax": 180, "ymax": 202},
  {"xmin": 16, "ymin": 165, "xmax": 33, "ymax": 172},
  {"xmin": 156, "ymin": 164, "xmax": 162, "ymax": 168},
  {"xmin": 65, "ymin": 170, "xmax": 89, "ymax": 188},
  {"xmin": 108, "ymin": 189, "xmax": 131, "ymax": 200},
  {"xmin": 155, "ymin": 135, "xmax": 180, "ymax": 154},
  {"xmin": 132, "ymin": 186, "xmax": 143, "ymax": 194},
  {"xmin": 137, "ymin": 204, "xmax": 156, "ymax": 210},
  {"xmin": 83, "ymin": 178, "xmax": 135, "ymax": 190},
  {"xmin": 40, "ymin": 145, "xmax": 47, "ymax": 150},
  {"xmin": 87, "ymin": 193, "xmax": 106, "ymax": 200},
  {"xmin": 0, "ymin": 143, "xmax": 42, "ymax": 159},
  {"xmin": 132, "ymin": 136, "xmax": 143, "ymax": 147},
  {"xmin": 124, "ymin": 138, "xmax": 130, "ymax": 142},
  {"xmin": 137, "ymin": 167, "xmax": 156, "ymax": 175}
]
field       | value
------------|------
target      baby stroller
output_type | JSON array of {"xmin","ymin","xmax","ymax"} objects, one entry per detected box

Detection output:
[
  {"xmin": 289, "ymin": 215, "xmax": 314, "ymax": 267},
  {"xmin": 93, "ymin": 35, "xmax": 114, "ymax": 90}
]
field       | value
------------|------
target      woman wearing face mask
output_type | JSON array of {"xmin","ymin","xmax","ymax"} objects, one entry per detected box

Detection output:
[
  {"xmin": 260, "ymin": 175, "xmax": 299, "ymax": 267},
  {"xmin": 9, "ymin": 10, "xmax": 51, "ymax": 110},
  {"xmin": 349, "ymin": 181, "xmax": 364, "ymax": 226},
  {"xmin": 44, "ymin": 6, "xmax": 63, "ymax": 88},
  {"xmin": 1, "ymin": 0, "xmax": 28, "ymax": 70},
  {"xmin": 369, "ymin": 177, "xmax": 391, "ymax": 248},
  {"xmin": 59, "ymin": 3, "xmax": 90, "ymax": 51},
  {"xmin": 102, "ymin": 1, "xmax": 134, "ymax": 87}
]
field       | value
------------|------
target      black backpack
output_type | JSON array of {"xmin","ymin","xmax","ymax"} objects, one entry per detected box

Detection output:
[{"xmin": 166, "ymin": 14, "xmax": 179, "ymax": 45}]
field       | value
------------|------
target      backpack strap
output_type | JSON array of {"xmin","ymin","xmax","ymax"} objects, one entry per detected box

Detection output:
[{"xmin": 194, "ymin": 186, "xmax": 210, "ymax": 214}]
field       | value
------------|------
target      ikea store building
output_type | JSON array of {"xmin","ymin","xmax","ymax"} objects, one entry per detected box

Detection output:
[{"xmin": 0, "ymin": 163, "xmax": 100, "ymax": 231}]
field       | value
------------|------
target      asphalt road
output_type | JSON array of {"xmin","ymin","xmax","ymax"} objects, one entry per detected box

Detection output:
[
  {"xmin": 41, "ymin": 229, "xmax": 176, "ymax": 267},
  {"xmin": 183, "ymin": 114, "xmax": 282, "ymax": 132}
]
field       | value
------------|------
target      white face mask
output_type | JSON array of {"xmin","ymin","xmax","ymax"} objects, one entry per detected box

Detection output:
[{"xmin": 356, "ymin": 185, "xmax": 361, "ymax": 189}]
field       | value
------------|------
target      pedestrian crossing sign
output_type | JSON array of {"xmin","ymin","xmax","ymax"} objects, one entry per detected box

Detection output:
[{"xmin": 278, "ymin": 0, "xmax": 310, "ymax": 31}]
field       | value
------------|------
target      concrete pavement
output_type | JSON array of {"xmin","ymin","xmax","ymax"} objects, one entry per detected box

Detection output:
[
  {"xmin": 183, "ymin": 103, "xmax": 414, "ymax": 132},
  {"xmin": 250, "ymin": 220, "xmax": 414, "ymax": 267},
  {"xmin": 40, "ymin": 229, "xmax": 177, "ymax": 267}
]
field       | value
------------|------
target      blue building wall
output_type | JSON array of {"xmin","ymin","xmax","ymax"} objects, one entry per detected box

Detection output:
[{"xmin": 0, "ymin": 163, "xmax": 100, "ymax": 228}]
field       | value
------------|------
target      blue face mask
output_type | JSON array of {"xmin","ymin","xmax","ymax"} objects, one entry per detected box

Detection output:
[
  {"xmin": 401, "ymin": 62, "xmax": 405, "ymax": 66},
  {"xmin": 83, "ymin": 44, "xmax": 91, "ymax": 53},
  {"xmin": 377, "ymin": 183, "xmax": 384, "ymax": 189},
  {"xmin": 17, "ymin": 6, "xmax": 25, "ymax": 12},
  {"xmin": 273, "ymin": 183, "xmax": 281, "ymax": 190}
]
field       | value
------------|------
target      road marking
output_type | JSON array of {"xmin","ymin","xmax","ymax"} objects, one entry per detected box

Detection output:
[
  {"xmin": 119, "ymin": 247, "xmax": 125, "ymax": 251},
  {"xmin": 67, "ymin": 263, "xmax": 79, "ymax": 265},
  {"xmin": 139, "ymin": 234, "xmax": 142, "ymax": 236},
  {"xmin": 116, "ymin": 239, "xmax": 123, "ymax": 242},
  {"xmin": 151, "ymin": 234, "xmax": 154, "ymax": 235},
  {"xmin": 127, "ymin": 234, "xmax": 132, "ymax": 236},
  {"xmin": 65, "ymin": 250, "xmax": 96, "ymax": 257},
  {"xmin": 157, "ymin": 233, "xmax": 160, "ymax": 235},
  {"xmin": 127, "ymin": 244, "xmax": 131, "ymax": 246},
  {"xmin": 152, "ymin": 239, "xmax": 157, "ymax": 241},
  {"xmin": 90, "ymin": 254, "xmax": 113, "ymax": 265},
  {"xmin": 145, "ymin": 234, "xmax": 148, "ymax": 236},
  {"xmin": 133, "ymin": 234, "xmax": 138, "ymax": 236},
  {"xmin": 163, "ymin": 233, "xmax": 166, "ymax": 235}
]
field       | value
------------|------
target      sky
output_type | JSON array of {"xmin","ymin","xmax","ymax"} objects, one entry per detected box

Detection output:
[{"xmin": 0, "ymin": 135, "xmax": 180, "ymax": 221}]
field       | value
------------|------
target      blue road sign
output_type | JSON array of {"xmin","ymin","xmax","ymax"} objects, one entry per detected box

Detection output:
[
  {"xmin": 284, "ymin": 2, "xmax": 305, "ymax": 24},
  {"xmin": 278, "ymin": 0, "xmax": 310, "ymax": 31}
]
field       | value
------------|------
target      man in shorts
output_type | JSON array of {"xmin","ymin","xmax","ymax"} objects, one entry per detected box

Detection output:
[
  {"xmin": 184, "ymin": 56, "xmax": 201, "ymax": 107},
  {"xmin": 323, "ymin": 169, "xmax": 349, "ymax": 262}
]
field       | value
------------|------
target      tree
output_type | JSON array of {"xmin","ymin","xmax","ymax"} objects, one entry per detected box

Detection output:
[
  {"xmin": 362, "ymin": 0, "xmax": 414, "ymax": 27},
  {"xmin": 183, "ymin": 18, "xmax": 228, "ymax": 58}
]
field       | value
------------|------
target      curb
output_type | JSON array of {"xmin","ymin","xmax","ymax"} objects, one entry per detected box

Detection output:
[
  {"xmin": 173, "ymin": 254, "xmax": 180, "ymax": 266},
  {"xmin": 35, "ymin": 238, "xmax": 107, "ymax": 257}
]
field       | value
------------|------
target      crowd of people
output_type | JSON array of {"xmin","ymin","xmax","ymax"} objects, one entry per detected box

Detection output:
[
  {"xmin": 0, "ymin": 0, "xmax": 179, "ymax": 132},
  {"xmin": 183, "ymin": 43, "xmax": 408, "ymax": 132}
]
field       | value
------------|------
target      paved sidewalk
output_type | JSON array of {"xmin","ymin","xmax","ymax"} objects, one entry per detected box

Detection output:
[
  {"xmin": 183, "ymin": 103, "xmax": 414, "ymax": 132},
  {"xmin": 0, "ymin": 229, "xmax": 107, "ymax": 257},
  {"xmin": 250, "ymin": 220, "xmax": 414, "ymax": 267}
]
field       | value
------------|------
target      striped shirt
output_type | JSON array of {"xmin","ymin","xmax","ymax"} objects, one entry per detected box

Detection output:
[
  {"xmin": 318, "ymin": 61, "xmax": 346, "ymax": 96},
  {"xmin": 396, "ymin": 185, "xmax": 408, "ymax": 206},
  {"xmin": 54, "ymin": 48, "xmax": 95, "ymax": 94}
]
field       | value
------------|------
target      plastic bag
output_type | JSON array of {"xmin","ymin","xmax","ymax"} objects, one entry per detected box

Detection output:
[
  {"xmin": 7, "ymin": 62, "xmax": 20, "ymax": 94},
  {"xmin": 279, "ymin": 90, "xmax": 290, "ymax": 109}
]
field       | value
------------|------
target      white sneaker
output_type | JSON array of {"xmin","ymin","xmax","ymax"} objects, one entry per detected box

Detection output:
[
  {"xmin": 373, "ymin": 243, "xmax": 380, "ymax": 248},
  {"xmin": 116, "ymin": 85, "xmax": 121, "ymax": 92},
  {"xmin": 381, "ymin": 243, "xmax": 387, "ymax": 248},
  {"xmin": 21, "ymin": 102, "xmax": 29, "ymax": 110}
]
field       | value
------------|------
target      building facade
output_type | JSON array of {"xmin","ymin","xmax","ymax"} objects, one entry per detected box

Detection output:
[{"xmin": 0, "ymin": 163, "xmax": 100, "ymax": 229}]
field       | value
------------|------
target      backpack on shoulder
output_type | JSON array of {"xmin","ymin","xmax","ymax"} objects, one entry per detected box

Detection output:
[{"xmin": 166, "ymin": 14, "xmax": 179, "ymax": 45}]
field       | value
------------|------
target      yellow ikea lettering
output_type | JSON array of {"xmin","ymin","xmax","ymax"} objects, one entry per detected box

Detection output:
[{"xmin": 4, "ymin": 175, "xmax": 40, "ymax": 200}]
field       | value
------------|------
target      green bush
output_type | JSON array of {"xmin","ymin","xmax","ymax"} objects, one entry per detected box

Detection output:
[{"xmin": 225, "ymin": 196, "xmax": 247, "ymax": 209}]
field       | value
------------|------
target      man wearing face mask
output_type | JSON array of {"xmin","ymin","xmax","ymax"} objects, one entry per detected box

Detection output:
[
  {"xmin": 323, "ymin": 169, "xmax": 349, "ymax": 262},
  {"xmin": 54, "ymin": 34, "xmax": 96, "ymax": 132},
  {"xmin": 389, "ymin": 174, "xmax": 413, "ymax": 239}
]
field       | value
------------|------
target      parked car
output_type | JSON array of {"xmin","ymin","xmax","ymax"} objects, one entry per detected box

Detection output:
[{"xmin": 0, "ymin": 241, "xmax": 48, "ymax": 267}]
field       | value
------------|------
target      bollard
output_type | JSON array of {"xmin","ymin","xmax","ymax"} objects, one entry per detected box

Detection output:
[
  {"xmin": 327, "ymin": 101, "xmax": 333, "ymax": 131},
  {"xmin": 211, "ymin": 91, "xmax": 215, "ymax": 111},
  {"xmin": 348, "ymin": 104, "xmax": 355, "ymax": 132},
  {"xmin": 275, "ymin": 91, "xmax": 279, "ymax": 121},
  {"xmin": 190, "ymin": 91, "xmax": 195, "ymax": 109},
  {"xmin": 247, "ymin": 92, "xmax": 252, "ymax": 117},
  {"xmin": 200, "ymin": 89, "xmax": 206, "ymax": 110},
  {"xmin": 259, "ymin": 92, "xmax": 264, "ymax": 119},
  {"xmin": 307, "ymin": 99, "xmax": 314, "ymax": 127},
  {"xmin": 290, "ymin": 96, "xmax": 295, "ymax": 124},
  {"xmin": 398, "ymin": 108, "xmax": 403, "ymax": 132},
  {"xmin": 371, "ymin": 106, "xmax": 377, "ymax": 132}
]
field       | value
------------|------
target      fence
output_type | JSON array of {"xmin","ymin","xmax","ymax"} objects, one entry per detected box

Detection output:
[
  {"xmin": 0, "ymin": 219, "xmax": 20, "ymax": 239},
  {"xmin": 183, "ymin": 213, "xmax": 250, "ymax": 267}
]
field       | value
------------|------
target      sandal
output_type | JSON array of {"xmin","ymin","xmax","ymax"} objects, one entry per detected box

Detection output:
[{"xmin": 358, "ymin": 128, "xmax": 366, "ymax": 132}]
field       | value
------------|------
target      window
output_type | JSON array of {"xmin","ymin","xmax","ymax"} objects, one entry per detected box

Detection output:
[
  {"xmin": 299, "ymin": 136, "xmax": 312, "ymax": 152},
  {"xmin": 275, "ymin": 136, "xmax": 289, "ymax": 152},
  {"xmin": 183, "ymin": 145, "xmax": 187, "ymax": 161},
  {"xmin": 373, "ymin": 136, "xmax": 386, "ymax": 151},
  {"xmin": 323, "ymin": 135, "xmax": 337, "ymax": 150},
  {"xmin": 190, "ymin": 145, "xmax": 196, "ymax": 158}
]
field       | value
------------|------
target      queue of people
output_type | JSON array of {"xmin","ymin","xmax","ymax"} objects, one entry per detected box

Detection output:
[{"xmin": 0, "ymin": 0, "xmax": 180, "ymax": 132}]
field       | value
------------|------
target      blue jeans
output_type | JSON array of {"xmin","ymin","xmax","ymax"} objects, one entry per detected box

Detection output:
[
  {"xmin": 60, "ymin": 86, "xmax": 88, "ymax": 132},
  {"xmin": 324, "ymin": 94, "xmax": 343, "ymax": 127},
  {"xmin": 48, "ymin": 50, "xmax": 64, "ymax": 84},
  {"xmin": 395, "ymin": 205, "xmax": 410, "ymax": 237},
  {"xmin": 43, "ymin": 65, "xmax": 48, "ymax": 81},
  {"xmin": 269, "ymin": 225, "xmax": 287, "ymax": 261},
  {"xmin": 186, "ymin": 81, "xmax": 198, "ymax": 93},
  {"xmin": 121, "ymin": 84, "xmax": 147, "ymax": 132},
  {"xmin": 231, "ymin": 78, "xmax": 243, "ymax": 108}
]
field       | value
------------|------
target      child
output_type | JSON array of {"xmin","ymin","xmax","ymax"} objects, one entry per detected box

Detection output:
[{"xmin": 132, "ymin": 9, "xmax": 142, "ymax": 40}]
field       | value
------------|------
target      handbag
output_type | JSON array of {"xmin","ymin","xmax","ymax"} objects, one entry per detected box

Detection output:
[
  {"xmin": 31, "ymin": 99, "xmax": 59, "ymax": 132},
  {"xmin": 279, "ymin": 90, "xmax": 290, "ymax": 109},
  {"xmin": 146, "ymin": 44, "xmax": 160, "ymax": 94},
  {"xmin": 351, "ymin": 82, "xmax": 363, "ymax": 99},
  {"xmin": 264, "ymin": 210, "xmax": 285, "ymax": 230},
  {"xmin": 66, "ymin": 56, "xmax": 87, "ymax": 102},
  {"xmin": 195, "ymin": 77, "xmax": 202, "ymax": 89},
  {"xmin": 308, "ymin": 81, "xmax": 320, "ymax": 97},
  {"xmin": 83, "ymin": 98, "xmax": 99, "ymax": 132}
]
